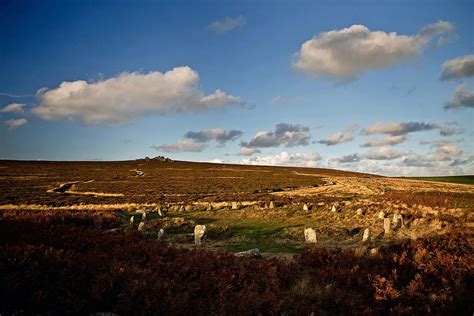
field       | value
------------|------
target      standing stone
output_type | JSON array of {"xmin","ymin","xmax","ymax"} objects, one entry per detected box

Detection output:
[
  {"xmin": 179, "ymin": 205, "xmax": 185, "ymax": 212},
  {"xmin": 331, "ymin": 205, "xmax": 337, "ymax": 212},
  {"xmin": 362, "ymin": 228, "xmax": 371, "ymax": 242},
  {"xmin": 206, "ymin": 203, "xmax": 213, "ymax": 211},
  {"xmin": 138, "ymin": 221, "xmax": 145, "ymax": 231},
  {"xmin": 142, "ymin": 212, "xmax": 147, "ymax": 220},
  {"xmin": 304, "ymin": 228, "xmax": 317, "ymax": 243},
  {"xmin": 303, "ymin": 204, "xmax": 309, "ymax": 211},
  {"xmin": 194, "ymin": 225, "xmax": 207, "ymax": 246},
  {"xmin": 383, "ymin": 218, "xmax": 391, "ymax": 235},
  {"xmin": 232, "ymin": 202, "xmax": 238, "ymax": 210},
  {"xmin": 130, "ymin": 216, "xmax": 134, "ymax": 225},
  {"xmin": 356, "ymin": 208, "xmax": 364, "ymax": 216},
  {"xmin": 157, "ymin": 228, "xmax": 165, "ymax": 240},
  {"xmin": 269, "ymin": 201, "xmax": 275, "ymax": 209},
  {"xmin": 158, "ymin": 207, "xmax": 163, "ymax": 217},
  {"xmin": 264, "ymin": 202, "xmax": 269, "ymax": 209},
  {"xmin": 378, "ymin": 211, "xmax": 385, "ymax": 220},
  {"xmin": 393, "ymin": 213, "xmax": 404, "ymax": 228}
]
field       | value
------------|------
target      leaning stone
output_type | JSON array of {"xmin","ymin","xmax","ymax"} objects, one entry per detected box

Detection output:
[
  {"xmin": 362, "ymin": 228, "xmax": 370, "ymax": 242},
  {"xmin": 356, "ymin": 208, "xmax": 364, "ymax": 216},
  {"xmin": 194, "ymin": 225, "xmax": 206, "ymax": 246},
  {"xmin": 304, "ymin": 228, "xmax": 317, "ymax": 243},
  {"xmin": 378, "ymin": 211, "xmax": 385, "ymax": 220},
  {"xmin": 138, "ymin": 221, "xmax": 145, "ymax": 231},
  {"xmin": 236, "ymin": 248, "xmax": 261, "ymax": 258},
  {"xmin": 157, "ymin": 228, "xmax": 165, "ymax": 240},
  {"xmin": 269, "ymin": 201, "xmax": 275, "ymax": 209},
  {"xmin": 383, "ymin": 218, "xmax": 391, "ymax": 235},
  {"xmin": 303, "ymin": 204, "xmax": 309, "ymax": 211},
  {"xmin": 232, "ymin": 202, "xmax": 238, "ymax": 210}
]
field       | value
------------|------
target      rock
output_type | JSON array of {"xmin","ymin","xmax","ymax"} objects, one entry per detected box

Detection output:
[
  {"xmin": 185, "ymin": 205, "xmax": 193, "ymax": 212},
  {"xmin": 232, "ymin": 202, "xmax": 238, "ymax": 210},
  {"xmin": 356, "ymin": 208, "xmax": 364, "ymax": 216},
  {"xmin": 236, "ymin": 248, "xmax": 261, "ymax": 258},
  {"xmin": 142, "ymin": 212, "xmax": 147, "ymax": 220},
  {"xmin": 362, "ymin": 228, "xmax": 370, "ymax": 242},
  {"xmin": 138, "ymin": 221, "xmax": 145, "ymax": 231},
  {"xmin": 303, "ymin": 204, "xmax": 309, "ymax": 211},
  {"xmin": 269, "ymin": 201, "xmax": 275, "ymax": 209},
  {"xmin": 130, "ymin": 216, "xmax": 134, "ymax": 225},
  {"xmin": 383, "ymin": 218, "xmax": 391, "ymax": 235},
  {"xmin": 378, "ymin": 211, "xmax": 385, "ymax": 220},
  {"xmin": 304, "ymin": 228, "xmax": 317, "ymax": 243},
  {"xmin": 317, "ymin": 202, "xmax": 325, "ymax": 206},
  {"xmin": 331, "ymin": 205, "xmax": 337, "ymax": 212},
  {"xmin": 157, "ymin": 228, "xmax": 165, "ymax": 240},
  {"xmin": 206, "ymin": 203, "xmax": 213, "ymax": 211},
  {"xmin": 194, "ymin": 225, "xmax": 207, "ymax": 245}
]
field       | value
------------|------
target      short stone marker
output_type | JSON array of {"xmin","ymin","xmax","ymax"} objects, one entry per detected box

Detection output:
[
  {"xmin": 130, "ymin": 216, "xmax": 134, "ymax": 225},
  {"xmin": 378, "ymin": 211, "xmax": 385, "ymax": 220},
  {"xmin": 269, "ymin": 201, "xmax": 275, "ymax": 209},
  {"xmin": 232, "ymin": 202, "xmax": 238, "ymax": 210},
  {"xmin": 138, "ymin": 221, "xmax": 145, "ymax": 231},
  {"xmin": 185, "ymin": 205, "xmax": 193, "ymax": 212},
  {"xmin": 179, "ymin": 205, "xmax": 185, "ymax": 212},
  {"xmin": 383, "ymin": 218, "xmax": 391, "ymax": 235},
  {"xmin": 356, "ymin": 208, "xmax": 364, "ymax": 216},
  {"xmin": 362, "ymin": 228, "xmax": 370, "ymax": 242},
  {"xmin": 331, "ymin": 205, "xmax": 337, "ymax": 212},
  {"xmin": 304, "ymin": 228, "xmax": 317, "ymax": 243},
  {"xmin": 194, "ymin": 225, "xmax": 207, "ymax": 246},
  {"xmin": 207, "ymin": 203, "xmax": 213, "ymax": 211},
  {"xmin": 303, "ymin": 204, "xmax": 309, "ymax": 211},
  {"xmin": 157, "ymin": 228, "xmax": 165, "ymax": 240}
]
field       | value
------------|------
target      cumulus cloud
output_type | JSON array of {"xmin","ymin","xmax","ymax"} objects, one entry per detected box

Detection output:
[
  {"xmin": 241, "ymin": 123, "xmax": 311, "ymax": 149},
  {"xmin": 401, "ymin": 156, "xmax": 437, "ymax": 168},
  {"xmin": 293, "ymin": 21, "xmax": 455, "ymax": 79},
  {"xmin": 4, "ymin": 118, "xmax": 27, "ymax": 129},
  {"xmin": 441, "ymin": 55, "xmax": 474, "ymax": 80},
  {"xmin": 361, "ymin": 121, "xmax": 438, "ymax": 136},
  {"xmin": 1, "ymin": 103, "xmax": 25, "ymax": 113},
  {"xmin": 431, "ymin": 141, "xmax": 462, "ymax": 161},
  {"xmin": 151, "ymin": 139, "xmax": 207, "ymax": 153},
  {"xmin": 449, "ymin": 156, "xmax": 474, "ymax": 166},
  {"xmin": 32, "ymin": 66, "xmax": 245, "ymax": 125},
  {"xmin": 239, "ymin": 147, "xmax": 261, "ymax": 156},
  {"xmin": 153, "ymin": 127, "xmax": 243, "ymax": 153},
  {"xmin": 208, "ymin": 15, "xmax": 246, "ymax": 33},
  {"xmin": 240, "ymin": 151, "xmax": 322, "ymax": 168},
  {"xmin": 360, "ymin": 135, "xmax": 406, "ymax": 147},
  {"xmin": 318, "ymin": 132, "xmax": 354, "ymax": 146},
  {"xmin": 184, "ymin": 128, "xmax": 243, "ymax": 147},
  {"xmin": 330, "ymin": 154, "xmax": 361, "ymax": 164},
  {"xmin": 362, "ymin": 147, "xmax": 404, "ymax": 160},
  {"xmin": 445, "ymin": 83, "xmax": 474, "ymax": 110}
]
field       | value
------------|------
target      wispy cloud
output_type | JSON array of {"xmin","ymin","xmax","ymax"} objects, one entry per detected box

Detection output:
[
  {"xmin": 4, "ymin": 118, "xmax": 27, "ymax": 129},
  {"xmin": 361, "ymin": 121, "xmax": 439, "ymax": 136},
  {"xmin": 0, "ymin": 103, "xmax": 25, "ymax": 113},
  {"xmin": 208, "ymin": 15, "xmax": 246, "ymax": 33}
]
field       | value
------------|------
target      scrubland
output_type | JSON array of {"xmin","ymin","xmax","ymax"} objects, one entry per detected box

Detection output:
[{"xmin": 0, "ymin": 159, "xmax": 473, "ymax": 314}]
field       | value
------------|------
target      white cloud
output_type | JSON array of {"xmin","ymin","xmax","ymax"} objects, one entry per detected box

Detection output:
[
  {"xmin": 293, "ymin": 21, "xmax": 455, "ymax": 79},
  {"xmin": 362, "ymin": 147, "xmax": 404, "ymax": 160},
  {"xmin": 445, "ymin": 83, "xmax": 474, "ymax": 110},
  {"xmin": 1, "ymin": 103, "xmax": 25, "ymax": 113},
  {"xmin": 360, "ymin": 135, "xmax": 406, "ymax": 147},
  {"xmin": 361, "ymin": 121, "xmax": 438, "ymax": 136},
  {"xmin": 184, "ymin": 128, "xmax": 243, "ymax": 147},
  {"xmin": 208, "ymin": 15, "xmax": 246, "ymax": 33},
  {"xmin": 239, "ymin": 147, "xmax": 261, "ymax": 156},
  {"xmin": 151, "ymin": 138, "xmax": 207, "ymax": 153},
  {"xmin": 32, "ymin": 66, "xmax": 245, "ymax": 125},
  {"xmin": 441, "ymin": 54, "xmax": 474, "ymax": 80},
  {"xmin": 240, "ymin": 151, "xmax": 322, "ymax": 168},
  {"xmin": 4, "ymin": 118, "xmax": 27, "ymax": 129},
  {"xmin": 431, "ymin": 141, "xmax": 462, "ymax": 161}
]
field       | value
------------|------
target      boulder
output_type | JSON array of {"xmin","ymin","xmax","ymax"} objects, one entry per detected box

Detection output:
[
  {"xmin": 304, "ymin": 228, "xmax": 317, "ymax": 243},
  {"xmin": 236, "ymin": 248, "xmax": 261, "ymax": 258},
  {"xmin": 194, "ymin": 225, "xmax": 207, "ymax": 245}
]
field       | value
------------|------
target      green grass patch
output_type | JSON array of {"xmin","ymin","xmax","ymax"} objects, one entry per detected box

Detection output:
[{"xmin": 408, "ymin": 176, "xmax": 474, "ymax": 185}]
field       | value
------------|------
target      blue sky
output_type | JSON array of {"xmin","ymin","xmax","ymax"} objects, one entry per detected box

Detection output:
[{"xmin": 0, "ymin": 0, "xmax": 473, "ymax": 176}]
